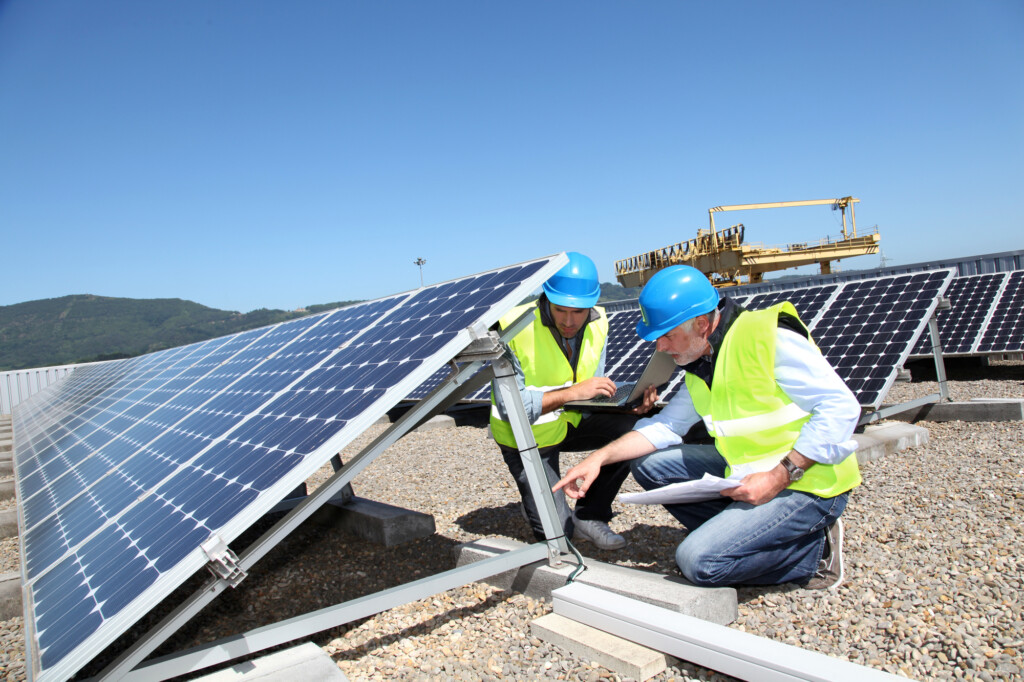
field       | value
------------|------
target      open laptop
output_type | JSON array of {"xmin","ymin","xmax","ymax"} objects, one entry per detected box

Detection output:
[{"xmin": 564, "ymin": 350, "xmax": 677, "ymax": 408}]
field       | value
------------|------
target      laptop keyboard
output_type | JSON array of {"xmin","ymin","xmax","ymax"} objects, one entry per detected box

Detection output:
[{"xmin": 585, "ymin": 383, "xmax": 635, "ymax": 404}]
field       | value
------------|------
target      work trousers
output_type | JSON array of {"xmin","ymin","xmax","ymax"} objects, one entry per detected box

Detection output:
[
  {"xmin": 630, "ymin": 444, "xmax": 848, "ymax": 586},
  {"xmin": 498, "ymin": 412, "xmax": 636, "ymax": 541}
]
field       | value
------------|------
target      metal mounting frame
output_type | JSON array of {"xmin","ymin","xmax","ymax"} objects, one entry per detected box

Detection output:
[{"xmin": 94, "ymin": 311, "xmax": 568, "ymax": 681}]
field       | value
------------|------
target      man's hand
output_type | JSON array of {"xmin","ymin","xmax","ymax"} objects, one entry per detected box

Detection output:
[
  {"xmin": 721, "ymin": 465, "xmax": 790, "ymax": 506},
  {"xmin": 631, "ymin": 384, "xmax": 658, "ymax": 415},
  {"xmin": 553, "ymin": 456, "xmax": 603, "ymax": 499},
  {"xmin": 570, "ymin": 376, "xmax": 618, "ymax": 401}
]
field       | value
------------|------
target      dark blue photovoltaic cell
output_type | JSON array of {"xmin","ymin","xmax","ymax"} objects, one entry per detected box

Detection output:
[
  {"xmin": 977, "ymin": 271, "xmax": 1024, "ymax": 353},
  {"xmin": 14, "ymin": 256, "xmax": 561, "ymax": 682}
]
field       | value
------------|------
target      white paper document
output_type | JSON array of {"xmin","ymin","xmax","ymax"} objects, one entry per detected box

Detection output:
[{"xmin": 618, "ymin": 459, "xmax": 783, "ymax": 505}]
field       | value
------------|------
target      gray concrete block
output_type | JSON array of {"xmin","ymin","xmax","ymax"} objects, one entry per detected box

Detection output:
[
  {"xmin": 0, "ymin": 572, "xmax": 21, "ymax": 621},
  {"xmin": 413, "ymin": 414, "xmax": 455, "ymax": 433},
  {"xmin": 0, "ymin": 462, "xmax": 12, "ymax": 476},
  {"xmin": 0, "ymin": 509, "xmax": 18, "ymax": 539},
  {"xmin": 886, "ymin": 399, "xmax": 1024, "ymax": 423},
  {"xmin": 193, "ymin": 642, "xmax": 347, "ymax": 681},
  {"xmin": 0, "ymin": 481, "xmax": 14, "ymax": 502},
  {"xmin": 455, "ymin": 537, "xmax": 737, "ymax": 625},
  {"xmin": 854, "ymin": 423, "xmax": 930, "ymax": 464},
  {"xmin": 326, "ymin": 496, "xmax": 435, "ymax": 546},
  {"xmin": 532, "ymin": 613, "xmax": 673, "ymax": 681}
]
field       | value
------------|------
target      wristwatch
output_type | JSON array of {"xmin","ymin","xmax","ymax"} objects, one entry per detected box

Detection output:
[{"xmin": 780, "ymin": 456, "xmax": 805, "ymax": 482}]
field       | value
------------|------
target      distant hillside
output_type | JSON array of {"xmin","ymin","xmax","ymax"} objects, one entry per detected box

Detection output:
[
  {"xmin": 1, "ymin": 284, "xmax": 639, "ymax": 372},
  {"xmin": 0, "ymin": 295, "xmax": 358, "ymax": 371}
]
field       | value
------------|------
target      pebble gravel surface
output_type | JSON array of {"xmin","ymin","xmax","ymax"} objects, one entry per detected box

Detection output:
[{"xmin": 0, "ymin": 360, "xmax": 1021, "ymax": 681}]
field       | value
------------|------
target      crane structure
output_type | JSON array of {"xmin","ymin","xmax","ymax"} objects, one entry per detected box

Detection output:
[{"xmin": 614, "ymin": 197, "xmax": 881, "ymax": 289}]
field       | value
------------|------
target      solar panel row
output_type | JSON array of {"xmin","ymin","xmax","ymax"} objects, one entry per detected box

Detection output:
[
  {"xmin": 591, "ymin": 270, "xmax": 953, "ymax": 410},
  {"xmin": 14, "ymin": 256, "xmax": 564, "ymax": 682},
  {"xmin": 911, "ymin": 270, "xmax": 1024, "ymax": 357}
]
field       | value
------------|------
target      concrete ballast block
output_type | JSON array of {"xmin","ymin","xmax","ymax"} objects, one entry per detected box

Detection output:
[
  {"xmin": 192, "ymin": 642, "xmax": 347, "ymax": 681},
  {"xmin": 0, "ymin": 572, "xmax": 22, "ymax": 621},
  {"xmin": 531, "ymin": 613, "xmax": 673, "ymax": 681},
  {"xmin": 455, "ymin": 536, "xmax": 737, "ymax": 626},
  {"xmin": 327, "ymin": 497, "xmax": 435, "ymax": 546}
]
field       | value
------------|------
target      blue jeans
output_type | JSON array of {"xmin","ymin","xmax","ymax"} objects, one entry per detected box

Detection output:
[{"xmin": 630, "ymin": 445, "xmax": 848, "ymax": 587}]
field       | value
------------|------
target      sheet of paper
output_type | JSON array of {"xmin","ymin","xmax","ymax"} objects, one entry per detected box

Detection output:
[{"xmin": 618, "ymin": 458, "xmax": 783, "ymax": 505}]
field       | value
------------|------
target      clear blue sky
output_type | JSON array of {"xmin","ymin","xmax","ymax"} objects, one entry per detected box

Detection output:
[{"xmin": 1, "ymin": 1, "xmax": 1021, "ymax": 313}]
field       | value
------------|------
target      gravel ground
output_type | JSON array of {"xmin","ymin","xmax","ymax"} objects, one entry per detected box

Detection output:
[{"xmin": 1, "ymin": 359, "xmax": 1021, "ymax": 681}]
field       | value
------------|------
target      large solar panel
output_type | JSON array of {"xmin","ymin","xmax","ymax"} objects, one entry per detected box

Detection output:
[
  {"xmin": 909, "ymin": 272, "xmax": 1009, "ymax": 357},
  {"xmin": 12, "ymin": 255, "xmax": 565, "ymax": 682}
]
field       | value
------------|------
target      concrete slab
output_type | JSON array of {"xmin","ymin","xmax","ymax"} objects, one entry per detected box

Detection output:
[
  {"xmin": 192, "ymin": 642, "xmax": 347, "ymax": 681},
  {"xmin": 0, "ymin": 509, "xmax": 17, "ymax": 539},
  {"xmin": 885, "ymin": 399, "xmax": 1024, "ymax": 423},
  {"xmin": 0, "ymin": 481, "xmax": 14, "ymax": 502},
  {"xmin": 532, "ymin": 613, "xmax": 674, "ymax": 681},
  {"xmin": 0, "ymin": 462, "xmax": 12, "ymax": 476},
  {"xmin": 325, "ymin": 496, "xmax": 436, "ymax": 546},
  {"xmin": 0, "ymin": 572, "xmax": 21, "ymax": 621},
  {"xmin": 455, "ymin": 536, "xmax": 737, "ymax": 625},
  {"xmin": 413, "ymin": 414, "xmax": 455, "ymax": 433},
  {"xmin": 854, "ymin": 422, "xmax": 930, "ymax": 464}
]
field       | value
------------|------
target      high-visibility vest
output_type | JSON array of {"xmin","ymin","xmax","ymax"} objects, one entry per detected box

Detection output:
[
  {"xmin": 684, "ymin": 302, "xmax": 861, "ymax": 498},
  {"xmin": 490, "ymin": 303, "xmax": 608, "ymax": 449}
]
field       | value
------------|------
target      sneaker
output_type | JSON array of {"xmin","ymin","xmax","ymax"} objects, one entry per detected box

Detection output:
[
  {"xmin": 572, "ymin": 513, "xmax": 626, "ymax": 551},
  {"xmin": 805, "ymin": 519, "xmax": 844, "ymax": 590},
  {"xmin": 519, "ymin": 502, "xmax": 530, "ymax": 524}
]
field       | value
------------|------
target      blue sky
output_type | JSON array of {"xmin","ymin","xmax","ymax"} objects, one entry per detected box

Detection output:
[{"xmin": 1, "ymin": 1, "xmax": 1021, "ymax": 313}]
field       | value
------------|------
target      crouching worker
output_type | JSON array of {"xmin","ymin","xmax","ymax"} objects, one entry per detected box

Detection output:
[
  {"xmin": 555, "ymin": 265, "xmax": 861, "ymax": 589},
  {"xmin": 490, "ymin": 252, "xmax": 655, "ymax": 550}
]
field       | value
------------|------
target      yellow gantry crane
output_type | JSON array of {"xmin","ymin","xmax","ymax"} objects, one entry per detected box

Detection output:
[{"xmin": 614, "ymin": 196, "xmax": 881, "ymax": 288}]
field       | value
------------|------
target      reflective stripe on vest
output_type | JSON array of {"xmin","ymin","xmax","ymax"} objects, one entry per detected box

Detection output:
[
  {"xmin": 489, "ymin": 304, "xmax": 607, "ymax": 449},
  {"xmin": 686, "ymin": 302, "xmax": 860, "ymax": 498},
  {"xmin": 701, "ymin": 401, "xmax": 810, "ymax": 438}
]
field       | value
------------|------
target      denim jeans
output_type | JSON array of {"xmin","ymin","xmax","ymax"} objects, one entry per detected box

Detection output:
[
  {"xmin": 499, "ymin": 412, "xmax": 635, "ymax": 541},
  {"xmin": 630, "ymin": 444, "xmax": 848, "ymax": 586}
]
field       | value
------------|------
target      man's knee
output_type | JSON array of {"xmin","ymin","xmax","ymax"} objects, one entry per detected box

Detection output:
[{"xmin": 675, "ymin": 540, "xmax": 726, "ymax": 587}]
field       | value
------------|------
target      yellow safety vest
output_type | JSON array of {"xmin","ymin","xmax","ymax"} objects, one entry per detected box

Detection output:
[
  {"xmin": 490, "ymin": 303, "xmax": 608, "ymax": 449},
  {"xmin": 684, "ymin": 302, "xmax": 861, "ymax": 498}
]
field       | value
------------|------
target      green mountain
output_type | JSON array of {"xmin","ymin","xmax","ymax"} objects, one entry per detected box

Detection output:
[
  {"xmin": 0, "ymin": 295, "xmax": 357, "ymax": 371},
  {"xmin": 0, "ymin": 283, "xmax": 639, "ymax": 372}
]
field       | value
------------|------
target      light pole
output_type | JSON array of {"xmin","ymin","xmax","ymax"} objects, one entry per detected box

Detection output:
[{"xmin": 414, "ymin": 258, "xmax": 426, "ymax": 287}]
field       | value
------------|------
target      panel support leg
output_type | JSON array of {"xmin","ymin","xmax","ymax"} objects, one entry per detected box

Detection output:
[{"xmin": 491, "ymin": 355, "xmax": 569, "ymax": 564}]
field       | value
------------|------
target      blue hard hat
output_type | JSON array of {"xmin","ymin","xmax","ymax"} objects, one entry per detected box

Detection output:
[
  {"xmin": 636, "ymin": 265, "xmax": 720, "ymax": 340},
  {"xmin": 542, "ymin": 252, "xmax": 601, "ymax": 308}
]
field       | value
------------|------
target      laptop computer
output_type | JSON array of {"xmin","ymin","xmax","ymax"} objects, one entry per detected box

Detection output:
[{"xmin": 564, "ymin": 350, "xmax": 677, "ymax": 408}]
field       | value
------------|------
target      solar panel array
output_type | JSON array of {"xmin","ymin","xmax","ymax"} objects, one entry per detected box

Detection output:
[
  {"xmin": 911, "ymin": 270, "xmax": 1024, "ymax": 357},
  {"xmin": 12, "ymin": 255, "xmax": 565, "ymax": 682},
  {"xmin": 590, "ymin": 270, "xmax": 954, "ymax": 409}
]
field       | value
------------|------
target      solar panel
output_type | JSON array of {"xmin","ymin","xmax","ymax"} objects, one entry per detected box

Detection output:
[
  {"xmin": 809, "ymin": 270, "xmax": 952, "ymax": 407},
  {"xmin": 12, "ymin": 255, "xmax": 565, "ymax": 682},
  {"xmin": 910, "ymin": 272, "xmax": 1009, "ymax": 356},
  {"xmin": 976, "ymin": 270, "xmax": 1024, "ymax": 353}
]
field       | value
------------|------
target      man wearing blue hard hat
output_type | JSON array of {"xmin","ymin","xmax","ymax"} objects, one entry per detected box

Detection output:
[
  {"xmin": 490, "ymin": 252, "xmax": 656, "ymax": 550},
  {"xmin": 555, "ymin": 265, "xmax": 861, "ymax": 589}
]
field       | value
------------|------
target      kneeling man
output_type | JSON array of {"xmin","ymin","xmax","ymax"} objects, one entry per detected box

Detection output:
[{"xmin": 555, "ymin": 265, "xmax": 861, "ymax": 590}]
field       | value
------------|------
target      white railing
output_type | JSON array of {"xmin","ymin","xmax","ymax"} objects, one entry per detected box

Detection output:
[{"xmin": 0, "ymin": 363, "xmax": 93, "ymax": 415}]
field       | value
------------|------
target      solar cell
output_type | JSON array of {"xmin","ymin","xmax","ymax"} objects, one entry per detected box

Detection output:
[{"xmin": 13, "ymin": 255, "xmax": 565, "ymax": 682}]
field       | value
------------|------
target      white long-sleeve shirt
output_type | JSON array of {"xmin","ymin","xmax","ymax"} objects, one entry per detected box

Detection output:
[{"xmin": 634, "ymin": 327, "xmax": 861, "ymax": 465}]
